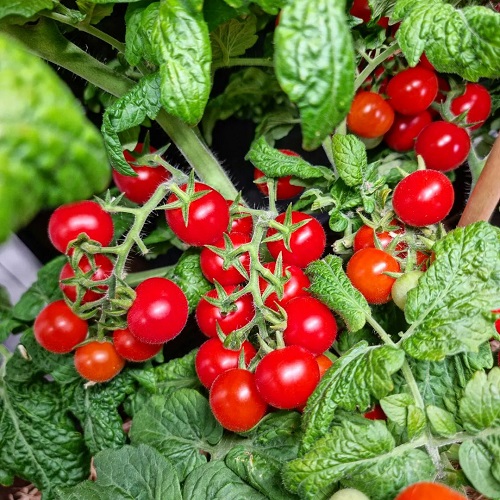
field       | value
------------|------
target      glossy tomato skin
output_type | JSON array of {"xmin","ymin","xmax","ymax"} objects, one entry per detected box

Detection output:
[
  {"xmin": 195, "ymin": 285, "xmax": 254, "ymax": 338},
  {"xmin": 258, "ymin": 261, "xmax": 310, "ymax": 311},
  {"xmin": 346, "ymin": 248, "xmax": 400, "ymax": 304},
  {"xmin": 112, "ymin": 328, "xmax": 163, "ymax": 362},
  {"xmin": 113, "ymin": 145, "xmax": 170, "ymax": 204},
  {"xmin": 127, "ymin": 277, "xmax": 189, "ymax": 344},
  {"xmin": 384, "ymin": 110, "xmax": 433, "ymax": 152},
  {"xmin": 450, "ymin": 82, "xmax": 492, "ymax": 130},
  {"xmin": 209, "ymin": 368, "xmax": 268, "ymax": 432},
  {"xmin": 395, "ymin": 482, "xmax": 466, "ymax": 500},
  {"xmin": 254, "ymin": 345, "xmax": 320, "ymax": 409},
  {"xmin": 392, "ymin": 169, "xmax": 454, "ymax": 227},
  {"xmin": 195, "ymin": 338, "xmax": 257, "ymax": 388},
  {"xmin": 347, "ymin": 91, "xmax": 395, "ymax": 138},
  {"xmin": 364, "ymin": 404, "xmax": 387, "ymax": 420},
  {"xmin": 34, "ymin": 300, "xmax": 88, "ymax": 353},
  {"xmin": 353, "ymin": 222, "xmax": 404, "ymax": 253},
  {"xmin": 74, "ymin": 341, "xmax": 125, "ymax": 383},
  {"xmin": 349, "ymin": 0, "xmax": 371, "ymax": 22},
  {"xmin": 386, "ymin": 67, "xmax": 438, "ymax": 115},
  {"xmin": 254, "ymin": 168, "xmax": 304, "ymax": 200},
  {"xmin": 414, "ymin": 121, "xmax": 471, "ymax": 172},
  {"xmin": 283, "ymin": 296, "xmax": 338, "ymax": 355},
  {"xmin": 48, "ymin": 200, "xmax": 114, "ymax": 254},
  {"xmin": 200, "ymin": 232, "xmax": 251, "ymax": 285},
  {"xmin": 266, "ymin": 212, "xmax": 326, "ymax": 269},
  {"xmin": 227, "ymin": 201, "xmax": 253, "ymax": 235},
  {"xmin": 165, "ymin": 182, "xmax": 230, "ymax": 246},
  {"xmin": 59, "ymin": 254, "xmax": 114, "ymax": 304}
]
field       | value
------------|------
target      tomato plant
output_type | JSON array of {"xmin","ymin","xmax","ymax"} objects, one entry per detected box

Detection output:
[
  {"xmin": 74, "ymin": 340, "xmax": 125, "ymax": 383},
  {"xmin": 346, "ymin": 91, "xmax": 395, "ymax": 138},
  {"xmin": 450, "ymin": 82, "xmax": 492, "ymax": 130},
  {"xmin": 383, "ymin": 110, "xmax": 433, "ymax": 152},
  {"xmin": 112, "ymin": 328, "xmax": 163, "ymax": 362}
]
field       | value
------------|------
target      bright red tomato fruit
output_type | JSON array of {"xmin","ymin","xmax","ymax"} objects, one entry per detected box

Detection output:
[
  {"xmin": 266, "ymin": 211, "xmax": 326, "ymax": 269},
  {"xmin": 112, "ymin": 328, "xmax": 163, "ymax": 362},
  {"xmin": 364, "ymin": 404, "xmax": 387, "ymax": 420},
  {"xmin": 392, "ymin": 169, "xmax": 455, "ymax": 227},
  {"xmin": 395, "ymin": 482, "xmax": 466, "ymax": 500},
  {"xmin": 254, "ymin": 168, "xmax": 304, "ymax": 200},
  {"xmin": 414, "ymin": 121, "xmax": 471, "ymax": 172},
  {"xmin": 349, "ymin": 0, "xmax": 371, "ymax": 22},
  {"xmin": 48, "ymin": 200, "xmax": 114, "ymax": 254},
  {"xmin": 254, "ymin": 345, "xmax": 320, "ymax": 409},
  {"xmin": 195, "ymin": 338, "xmax": 257, "ymax": 388},
  {"xmin": 74, "ymin": 340, "xmax": 125, "ymax": 383},
  {"xmin": 209, "ymin": 368, "xmax": 268, "ymax": 432},
  {"xmin": 450, "ymin": 82, "xmax": 492, "ymax": 130},
  {"xmin": 316, "ymin": 354, "xmax": 333, "ymax": 378},
  {"xmin": 346, "ymin": 248, "xmax": 400, "ymax": 304},
  {"xmin": 226, "ymin": 200, "xmax": 253, "ymax": 235},
  {"xmin": 347, "ymin": 91, "xmax": 395, "ymax": 138},
  {"xmin": 165, "ymin": 182, "xmax": 230, "ymax": 246},
  {"xmin": 384, "ymin": 110, "xmax": 433, "ymax": 152},
  {"xmin": 127, "ymin": 277, "xmax": 189, "ymax": 344},
  {"xmin": 34, "ymin": 300, "xmax": 88, "ymax": 353},
  {"xmin": 352, "ymin": 221, "xmax": 405, "ymax": 253}
]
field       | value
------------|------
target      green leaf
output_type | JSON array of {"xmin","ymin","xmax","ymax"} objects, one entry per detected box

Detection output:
[
  {"xmin": 183, "ymin": 461, "xmax": 266, "ymax": 499},
  {"xmin": 327, "ymin": 179, "xmax": 364, "ymax": 232},
  {"xmin": 152, "ymin": 0, "xmax": 212, "ymax": 124},
  {"xmin": 57, "ymin": 444, "xmax": 182, "ymax": 500},
  {"xmin": 393, "ymin": 0, "xmax": 500, "ymax": 81},
  {"xmin": 0, "ymin": 286, "xmax": 16, "ymax": 343},
  {"xmin": 380, "ymin": 393, "xmax": 414, "ymax": 428},
  {"xmin": 0, "ymin": 0, "xmax": 55, "ymax": 20},
  {"xmin": 252, "ymin": 0, "xmax": 286, "ymax": 15},
  {"xmin": 283, "ymin": 420, "xmax": 435, "ymax": 500},
  {"xmin": 204, "ymin": 0, "xmax": 241, "ymax": 32},
  {"xmin": 0, "ymin": 33, "xmax": 111, "ymax": 242},
  {"xmin": 332, "ymin": 134, "xmax": 368, "ymax": 187},
  {"xmin": 426, "ymin": 405, "xmax": 458, "ymax": 438},
  {"xmin": 306, "ymin": 255, "xmax": 370, "ymax": 332},
  {"xmin": 301, "ymin": 342, "xmax": 405, "ymax": 453},
  {"xmin": 102, "ymin": 72, "xmax": 162, "ymax": 176},
  {"xmin": 129, "ymin": 389, "xmax": 223, "ymax": 480},
  {"xmin": 77, "ymin": 1, "xmax": 114, "ymax": 24},
  {"xmin": 402, "ymin": 222, "xmax": 500, "ymax": 361},
  {"xmin": 274, "ymin": 0, "xmax": 355, "ymax": 150}
]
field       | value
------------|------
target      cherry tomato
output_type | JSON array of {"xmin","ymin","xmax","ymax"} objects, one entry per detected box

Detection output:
[
  {"xmin": 386, "ymin": 67, "xmax": 438, "ymax": 115},
  {"xmin": 34, "ymin": 300, "xmax": 88, "ymax": 353},
  {"xmin": 414, "ymin": 121, "xmax": 471, "ymax": 172},
  {"xmin": 418, "ymin": 53, "xmax": 435, "ymax": 72},
  {"xmin": 48, "ymin": 200, "xmax": 114, "ymax": 254},
  {"xmin": 384, "ymin": 110, "xmax": 433, "ymax": 152},
  {"xmin": 435, "ymin": 76, "xmax": 451, "ymax": 104},
  {"xmin": 165, "ymin": 182, "xmax": 230, "ymax": 246},
  {"xmin": 347, "ymin": 91, "xmax": 395, "ymax": 138},
  {"xmin": 195, "ymin": 285, "xmax": 254, "ymax": 338},
  {"xmin": 74, "ymin": 340, "xmax": 125, "ymax": 383},
  {"xmin": 450, "ymin": 82, "xmax": 492, "ymax": 130},
  {"xmin": 59, "ymin": 254, "xmax": 114, "ymax": 304},
  {"xmin": 127, "ymin": 277, "xmax": 189, "ymax": 344},
  {"xmin": 316, "ymin": 354, "xmax": 333, "ymax": 378},
  {"xmin": 395, "ymin": 482, "xmax": 466, "ymax": 500},
  {"xmin": 209, "ymin": 368, "xmax": 268, "ymax": 432},
  {"xmin": 266, "ymin": 211, "xmax": 326, "ymax": 269},
  {"xmin": 352, "ymin": 221, "xmax": 405, "ymax": 253},
  {"xmin": 112, "ymin": 328, "xmax": 163, "ymax": 362},
  {"xmin": 391, "ymin": 270, "xmax": 424, "ymax": 310},
  {"xmin": 254, "ymin": 168, "xmax": 304, "ymax": 200},
  {"xmin": 346, "ymin": 248, "xmax": 400, "ymax": 304},
  {"xmin": 349, "ymin": 0, "xmax": 371, "ymax": 22},
  {"xmin": 112, "ymin": 144, "xmax": 170, "ymax": 204},
  {"xmin": 254, "ymin": 345, "xmax": 320, "ymax": 409},
  {"xmin": 195, "ymin": 338, "xmax": 257, "ymax": 388},
  {"xmin": 227, "ymin": 200, "xmax": 253, "ymax": 235},
  {"xmin": 364, "ymin": 404, "xmax": 387, "ymax": 420},
  {"xmin": 392, "ymin": 169, "xmax": 455, "ymax": 227},
  {"xmin": 200, "ymin": 232, "xmax": 251, "ymax": 285},
  {"xmin": 283, "ymin": 296, "xmax": 338, "ymax": 355}
]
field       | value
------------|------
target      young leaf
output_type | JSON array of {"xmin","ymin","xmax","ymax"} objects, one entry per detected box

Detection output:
[
  {"xmin": 152, "ymin": 0, "xmax": 212, "ymax": 125},
  {"xmin": 402, "ymin": 222, "xmax": 500, "ymax": 361},
  {"xmin": 426, "ymin": 405, "xmax": 458, "ymax": 438},
  {"xmin": 331, "ymin": 134, "xmax": 368, "ymax": 187},
  {"xmin": 274, "ymin": 0, "xmax": 355, "ymax": 150},
  {"xmin": 0, "ymin": 0, "xmax": 55, "ymax": 21},
  {"xmin": 327, "ymin": 179, "xmax": 364, "ymax": 232}
]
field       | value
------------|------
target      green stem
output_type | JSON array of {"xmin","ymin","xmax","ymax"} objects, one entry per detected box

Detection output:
[
  {"xmin": 354, "ymin": 43, "xmax": 400, "ymax": 91},
  {"xmin": 365, "ymin": 314, "xmax": 397, "ymax": 347},
  {"xmin": 212, "ymin": 57, "xmax": 274, "ymax": 70}
]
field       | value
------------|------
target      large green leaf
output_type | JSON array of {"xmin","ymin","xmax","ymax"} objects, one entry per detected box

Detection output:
[{"xmin": 0, "ymin": 0, "xmax": 55, "ymax": 20}]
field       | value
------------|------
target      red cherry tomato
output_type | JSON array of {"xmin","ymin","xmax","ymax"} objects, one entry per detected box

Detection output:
[
  {"xmin": 266, "ymin": 211, "xmax": 326, "ymax": 269},
  {"xmin": 34, "ymin": 300, "xmax": 88, "ymax": 353},
  {"xmin": 254, "ymin": 345, "xmax": 320, "ymax": 409},
  {"xmin": 316, "ymin": 354, "xmax": 333, "ymax": 378},
  {"xmin": 346, "ymin": 248, "xmax": 400, "ymax": 304},
  {"xmin": 384, "ymin": 110, "xmax": 433, "ymax": 152},
  {"xmin": 112, "ymin": 328, "xmax": 163, "ymax": 362},
  {"xmin": 48, "ymin": 200, "xmax": 114, "ymax": 254},
  {"xmin": 200, "ymin": 232, "xmax": 251, "ymax": 285},
  {"xmin": 386, "ymin": 67, "xmax": 438, "ymax": 115},
  {"xmin": 165, "ymin": 182, "xmax": 230, "ymax": 246},
  {"xmin": 112, "ymin": 144, "xmax": 170, "ymax": 204},
  {"xmin": 283, "ymin": 296, "xmax": 338, "ymax": 355},
  {"xmin": 349, "ymin": 0, "xmax": 371, "ymax": 22},
  {"xmin": 195, "ymin": 285, "xmax": 254, "ymax": 338},
  {"xmin": 227, "ymin": 200, "xmax": 253, "ymax": 235},
  {"xmin": 209, "ymin": 368, "xmax": 268, "ymax": 432},
  {"xmin": 415, "ymin": 121, "xmax": 471, "ymax": 172},
  {"xmin": 395, "ymin": 482, "xmax": 467, "ymax": 500},
  {"xmin": 418, "ymin": 53, "xmax": 435, "ymax": 72},
  {"xmin": 74, "ymin": 341, "xmax": 125, "ymax": 383},
  {"xmin": 258, "ymin": 261, "xmax": 311, "ymax": 311},
  {"xmin": 195, "ymin": 338, "xmax": 257, "ymax": 388},
  {"xmin": 59, "ymin": 254, "xmax": 114, "ymax": 304},
  {"xmin": 347, "ymin": 91, "xmax": 395, "ymax": 138},
  {"xmin": 450, "ymin": 82, "xmax": 492, "ymax": 130},
  {"xmin": 127, "ymin": 277, "xmax": 189, "ymax": 344},
  {"xmin": 353, "ymin": 221, "xmax": 405, "ymax": 253},
  {"xmin": 364, "ymin": 404, "xmax": 387, "ymax": 420},
  {"xmin": 254, "ymin": 168, "xmax": 304, "ymax": 200},
  {"xmin": 392, "ymin": 169, "xmax": 455, "ymax": 227},
  {"xmin": 435, "ymin": 76, "xmax": 451, "ymax": 104}
]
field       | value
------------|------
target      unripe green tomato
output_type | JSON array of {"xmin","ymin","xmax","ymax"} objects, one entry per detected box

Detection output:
[
  {"xmin": 329, "ymin": 488, "xmax": 370, "ymax": 500},
  {"xmin": 391, "ymin": 270, "xmax": 424, "ymax": 310}
]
